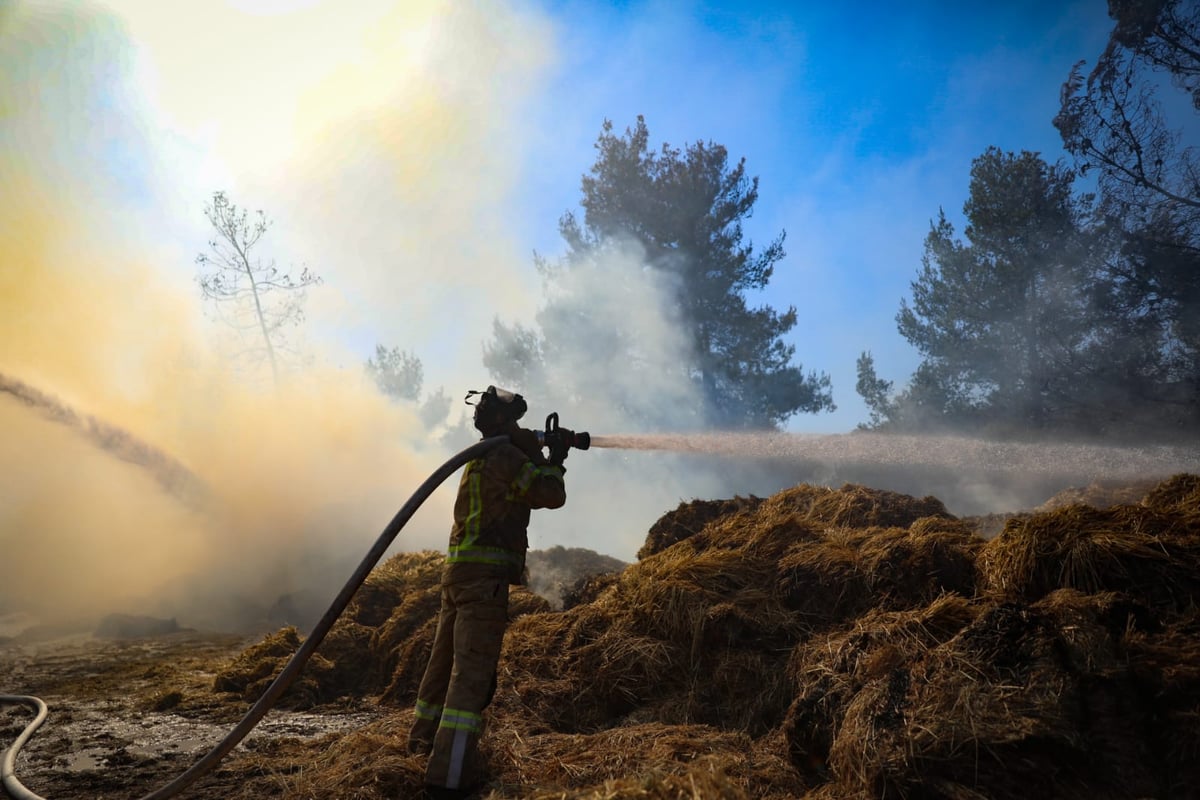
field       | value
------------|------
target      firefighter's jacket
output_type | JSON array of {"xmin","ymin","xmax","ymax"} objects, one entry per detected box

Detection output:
[{"xmin": 443, "ymin": 428, "xmax": 565, "ymax": 585}]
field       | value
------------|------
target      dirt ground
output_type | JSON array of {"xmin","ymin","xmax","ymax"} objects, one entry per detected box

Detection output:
[{"xmin": 0, "ymin": 629, "xmax": 386, "ymax": 800}]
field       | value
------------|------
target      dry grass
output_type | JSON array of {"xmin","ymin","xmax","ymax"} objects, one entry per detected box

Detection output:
[
  {"xmin": 211, "ymin": 627, "xmax": 331, "ymax": 709},
  {"xmin": 768, "ymin": 483, "xmax": 953, "ymax": 530},
  {"xmin": 1141, "ymin": 473, "xmax": 1200, "ymax": 513},
  {"xmin": 978, "ymin": 500, "xmax": 1200, "ymax": 613},
  {"xmin": 562, "ymin": 572, "xmax": 622, "ymax": 610},
  {"xmin": 231, "ymin": 716, "xmax": 425, "ymax": 800},
  {"xmin": 1036, "ymin": 478, "xmax": 1160, "ymax": 511},
  {"xmin": 198, "ymin": 475, "xmax": 1200, "ymax": 800},
  {"xmin": 783, "ymin": 587, "xmax": 1186, "ymax": 799},
  {"xmin": 1122, "ymin": 605, "xmax": 1200, "ymax": 796},
  {"xmin": 215, "ymin": 717, "xmax": 799, "ymax": 800},
  {"xmin": 213, "ymin": 552, "xmax": 553, "ymax": 710},
  {"xmin": 638, "ymin": 496, "xmax": 765, "ymax": 559}
]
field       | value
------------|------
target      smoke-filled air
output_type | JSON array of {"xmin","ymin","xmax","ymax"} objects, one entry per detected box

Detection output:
[
  {"xmin": 0, "ymin": 0, "xmax": 558, "ymax": 631},
  {"xmin": 3, "ymin": 0, "xmax": 1199, "ymax": 640}
]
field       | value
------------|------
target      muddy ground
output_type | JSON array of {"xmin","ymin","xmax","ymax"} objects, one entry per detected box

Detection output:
[{"xmin": 0, "ymin": 629, "xmax": 387, "ymax": 799}]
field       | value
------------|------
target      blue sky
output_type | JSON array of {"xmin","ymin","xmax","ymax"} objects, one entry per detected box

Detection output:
[{"xmin": 510, "ymin": 0, "xmax": 1115, "ymax": 432}]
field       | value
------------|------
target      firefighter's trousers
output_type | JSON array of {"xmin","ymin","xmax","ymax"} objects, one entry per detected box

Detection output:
[{"xmin": 409, "ymin": 573, "xmax": 510, "ymax": 790}]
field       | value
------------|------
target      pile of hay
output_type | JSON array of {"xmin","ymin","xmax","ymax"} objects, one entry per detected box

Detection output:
[
  {"xmin": 782, "ymin": 590, "xmax": 1198, "ymax": 798},
  {"xmin": 638, "ymin": 495, "xmax": 764, "ymax": 558},
  {"xmin": 212, "ymin": 551, "xmax": 552, "ymax": 709},
  {"xmin": 979, "ymin": 497, "xmax": 1200, "ymax": 612},
  {"xmin": 779, "ymin": 474, "xmax": 1200, "ymax": 800},
  {"xmin": 1036, "ymin": 478, "xmax": 1161, "ymax": 511},
  {"xmin": 495, "ymin": 486, "xmax": 977, "ymax": 744},
  {"xmin": 560, "ymin": 571, "xmax": 621, "ymax": 610},
  {"xmin": 526, "ymin": 545, "xmax": 628, "ymax": 608},
  {"xmin": 206, "ymin": 475, "xmax": 1200, "ymax": 799},
  {"xmin": 213, "ymin": 551, "xmax": 429, "ymax": 707}
]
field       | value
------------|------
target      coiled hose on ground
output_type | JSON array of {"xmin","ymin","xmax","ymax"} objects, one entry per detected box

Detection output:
[{"xmin": 1, "ymin": 435, "xmax": 509, "ymax": 800}]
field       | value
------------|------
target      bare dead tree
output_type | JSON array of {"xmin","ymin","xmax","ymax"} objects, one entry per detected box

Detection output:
[{"xmin": 196, "ymin": 191, "xmax": 321, "ymax": 385}]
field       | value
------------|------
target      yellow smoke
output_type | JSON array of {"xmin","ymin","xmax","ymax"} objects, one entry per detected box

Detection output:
[
  {"xmin": 0, "ymin": 166, "xmax": 442, "ymax": 629},
  {"xmin": 0, "ymin": 0, "xmax": 554, "ymax": 629}
]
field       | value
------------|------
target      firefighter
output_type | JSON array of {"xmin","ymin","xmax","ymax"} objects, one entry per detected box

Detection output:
[{"xmin": 409, "ymin": 385, "xmax": 568, "ymax": 798}]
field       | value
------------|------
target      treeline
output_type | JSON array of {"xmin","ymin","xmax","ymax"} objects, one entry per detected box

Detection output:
[
  {"xmin": 199, "ymin": 1, "xmax": 1198, "ymax": 441},
  {"xmin": 373, "ymin": 114, "xmax": 837, "ymax": 434},
  {"xmin": 859, "ymin": 0, "xmax": 1199, "ymax": 440},
  {"xmin": 479, "ymin": 0, "xmax": 1198, "ymax": 438}
]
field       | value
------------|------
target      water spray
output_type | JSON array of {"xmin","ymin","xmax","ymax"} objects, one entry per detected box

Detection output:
[
  {"xmin": 587, "ymin": 431, "xmax": 1200, "ymax": 482},
  {"xmin": 0, "ymin": 372, "xmax": 209, "ymax": 507}
]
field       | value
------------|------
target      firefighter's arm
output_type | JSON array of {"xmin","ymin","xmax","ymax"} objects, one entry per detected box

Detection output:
[
  {"xmin": 518, "ymin": 461, "xmax": 566, "ymax": 509},
  {"xmin": 496, "ymin": 442, "xmax": 566, "ymax": 509}
]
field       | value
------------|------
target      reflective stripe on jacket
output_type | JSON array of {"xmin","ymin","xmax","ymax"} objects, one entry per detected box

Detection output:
[{"xmin": 445, "ymin": 434, "xmax": 565, "ymax": 583}]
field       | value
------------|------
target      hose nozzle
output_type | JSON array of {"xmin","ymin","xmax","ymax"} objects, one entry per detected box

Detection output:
[{"xmin": 538, "ymin": 412, "xmax": 590, "ymax": 453}]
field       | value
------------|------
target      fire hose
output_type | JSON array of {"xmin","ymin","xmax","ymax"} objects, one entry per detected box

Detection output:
[{"xmin": 0, "ymin": 435, "xmax": 512, "ymax": 800}]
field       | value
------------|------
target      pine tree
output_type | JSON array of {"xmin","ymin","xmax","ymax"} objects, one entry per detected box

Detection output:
[{"xmin": 485, "ymin": 117, "xmax": 832, "ymax": 430}]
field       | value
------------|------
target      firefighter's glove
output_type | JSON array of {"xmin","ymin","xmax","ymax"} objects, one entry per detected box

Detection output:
[{"xmin": 548, "ymin": 431, "xmax": 572, "ymax": 465}]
